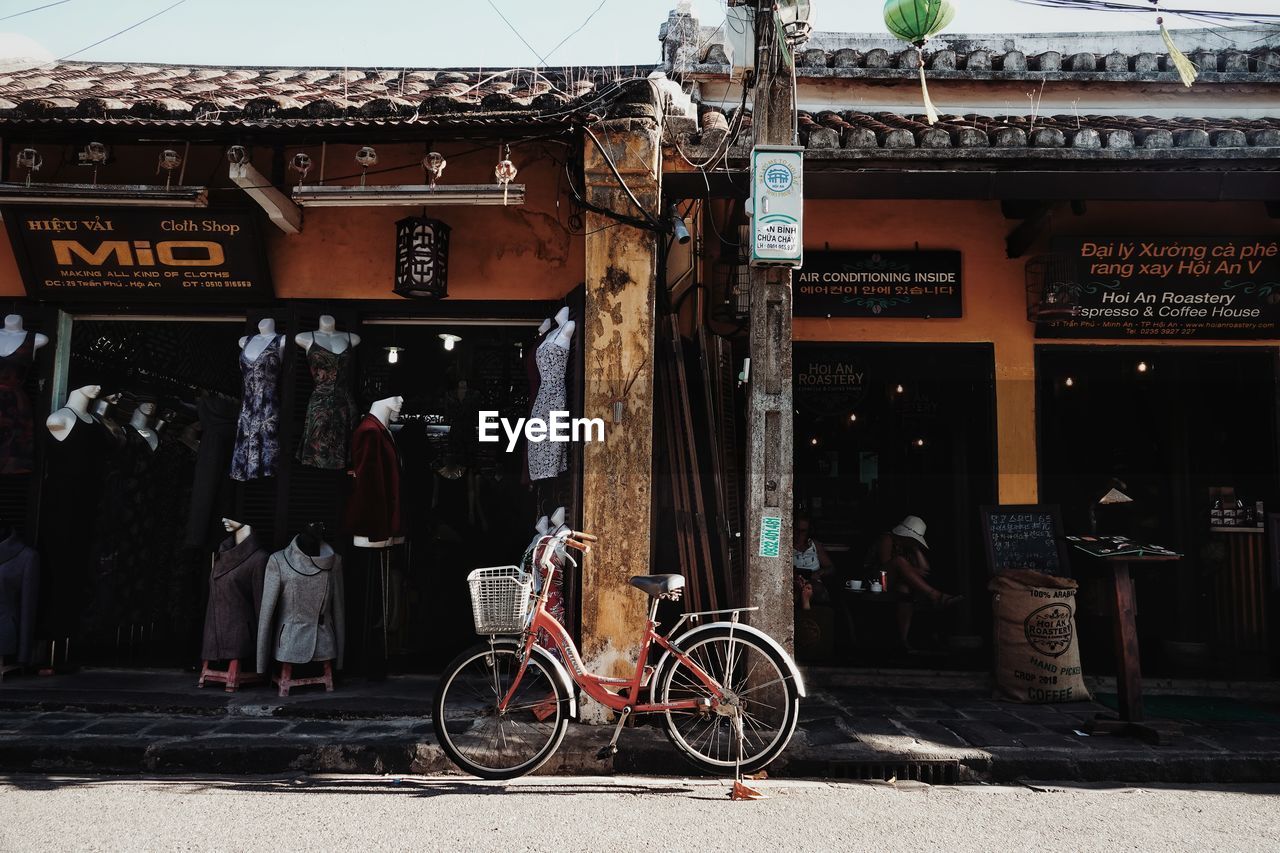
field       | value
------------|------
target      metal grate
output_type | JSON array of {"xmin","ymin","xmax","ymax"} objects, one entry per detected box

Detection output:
[{"xmin": 821, "ymin": 759, "xmax": 963, "ymax": 785}]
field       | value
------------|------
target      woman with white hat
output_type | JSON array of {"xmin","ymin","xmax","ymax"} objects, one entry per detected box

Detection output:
[{"xmin": 865, "ymin": 515, "xmax": 962, "ymax": 648}]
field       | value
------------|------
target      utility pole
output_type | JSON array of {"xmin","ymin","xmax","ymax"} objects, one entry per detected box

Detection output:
[{"xmin": 744, "ymin": 0, "xmax": 796, "ymax": 650}]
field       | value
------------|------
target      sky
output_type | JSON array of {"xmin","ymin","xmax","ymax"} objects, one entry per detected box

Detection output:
[{"xmin": 0, "ymin": 0, "xmax": 1276, "ymax": 68}]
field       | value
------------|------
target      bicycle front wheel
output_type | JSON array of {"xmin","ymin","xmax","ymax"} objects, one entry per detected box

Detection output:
[
  {"xmin": 432, "ymin": 639, "xmax": 570, "ymax": 780},
  {"xmin": 655, "ymin": 626, "xmax": 801, "ymax": 775}
]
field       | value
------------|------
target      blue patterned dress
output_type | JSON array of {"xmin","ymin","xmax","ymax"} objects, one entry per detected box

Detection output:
[{"xmin": 231, "ymin": 335, "xmax": 284, "ymax": 481}]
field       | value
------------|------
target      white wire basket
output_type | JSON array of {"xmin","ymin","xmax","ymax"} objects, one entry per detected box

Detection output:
[{"xmin": 467, "ymin": 565, "xmax": 533, "ymax": 635}]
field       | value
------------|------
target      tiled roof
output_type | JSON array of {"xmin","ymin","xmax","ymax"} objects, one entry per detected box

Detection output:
[
  {"xmin": 0, "ymin": 62, "xmax": 653, "ymax": 127},
  {"xmin": 666, "ymin": 19, "xmax": 1280, "ymax": 84},
  {"xmin": 673, "ymin": 109, "xmax": 1280, "ymax": 159}
]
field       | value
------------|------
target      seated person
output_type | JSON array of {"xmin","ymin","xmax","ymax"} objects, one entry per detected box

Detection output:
[
  {"xmin": 793, "ymin": 514, "xmax": 837, "ymax": 605},
  {"xmin": 865, "ymin": 515, "xmax": 962, "ymax": 648}
]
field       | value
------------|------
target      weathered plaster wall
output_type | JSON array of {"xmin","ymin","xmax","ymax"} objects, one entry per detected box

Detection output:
[{"xmin": 0, "ymin": 141, "xmax": 581, "ymax": 302}]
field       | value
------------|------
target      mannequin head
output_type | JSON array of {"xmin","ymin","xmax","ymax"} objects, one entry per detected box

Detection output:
[
  {"xmin": 318, "ymin": 315, "xmax": 336, "ymax": 331},
  {"xmin": 554, "ymin": 306, "xmax": 571, "ymax": 327},
  {"xmin": 3, "ymin": 314, "xmax": 22, "ymax": 331},
  {"xmin": 76, "ymin": 384, "xmax": 102, "ymax": 401},
  {"xmin": 222, "ymin": 517, "xmax": 252, "ymax": 544},
  {"xmin": 550, "ymin": 506, "xmax": 567, "ymax": 530},
  {"xmin": 370, "ymin": 395, "xmax": 404, "ymax": 426},
  {"xmin": 257, "ymin": 317, "xmax": 276, "ymax": 335},
  {"xmin": 535, "ymin": 515, "xmax": 549, "ymax": 535}
]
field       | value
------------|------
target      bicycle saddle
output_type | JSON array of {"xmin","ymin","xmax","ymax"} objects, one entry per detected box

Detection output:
[{"xmin": 628, "ymin": 574, "xmax": 685, "ymax": 599}]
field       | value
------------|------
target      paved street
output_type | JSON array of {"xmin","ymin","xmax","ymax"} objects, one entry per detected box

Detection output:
[{"xmin": 1, "ymin": 774, "xmax": 1277, "ymax": 852}]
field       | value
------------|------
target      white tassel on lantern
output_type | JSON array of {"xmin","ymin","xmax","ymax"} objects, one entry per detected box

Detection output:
[{"xmin": 1158, "ymin": 17, "xmax": 1199, "ymax": 89}]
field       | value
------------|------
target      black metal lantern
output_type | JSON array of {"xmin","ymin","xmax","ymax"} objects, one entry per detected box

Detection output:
[{"xmin": 393, "ymin": 215, "xmax": 450, "ymax": 299}]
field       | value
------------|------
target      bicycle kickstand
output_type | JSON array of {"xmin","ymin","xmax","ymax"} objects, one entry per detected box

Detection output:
[{"xmin": 596, "ymin": 706, "xmax": 632, "ymax": 761}]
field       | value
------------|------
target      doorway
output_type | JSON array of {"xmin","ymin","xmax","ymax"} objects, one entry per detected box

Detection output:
[
  {"xmin": 793, "ymin": 343, "xmax": 998, "ymax": 666},
  {"xmin": 1036, "ymin": 346, "xmax": 1280, "ymax": 677}
]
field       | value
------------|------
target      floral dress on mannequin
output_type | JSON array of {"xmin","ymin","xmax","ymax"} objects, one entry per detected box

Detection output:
[
  {"xmin": 297, "ymin": 333, "xmax": 358, "ymax": 469},
  {"xmin": 231, "ymin": 336, "xmax": 285, "ymax": 481}
]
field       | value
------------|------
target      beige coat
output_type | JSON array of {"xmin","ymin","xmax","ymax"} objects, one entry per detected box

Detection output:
[{"xmin": 256, "ymin": 537, "xmax": 344, "ymax": 674}]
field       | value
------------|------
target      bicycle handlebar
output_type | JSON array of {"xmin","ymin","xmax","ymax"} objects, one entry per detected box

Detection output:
[{"xmin": 571, "ymin": 530, "xmax": 598, "ymax": 543}]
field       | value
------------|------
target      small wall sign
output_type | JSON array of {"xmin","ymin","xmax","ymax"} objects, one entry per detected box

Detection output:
[
  {"xmin": 794, "ymin": 251, "xmax": 962, "ymax": 318},
  {"xmin": 759, "ymin": 515, "xmax": 783, "ymax": 558},
  {"xmin": 749, "ymin": 145, "xmax": 804, "ymax": 268}
]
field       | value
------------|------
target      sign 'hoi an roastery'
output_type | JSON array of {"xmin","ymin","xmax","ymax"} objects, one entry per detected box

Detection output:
[
  {"xmin": 1036, "ymin": 237, "xmax": 1280, "ymax": 340},
  {"xmin": 2, "ymin": 206, "xmax": 272, "ymax": 301}
]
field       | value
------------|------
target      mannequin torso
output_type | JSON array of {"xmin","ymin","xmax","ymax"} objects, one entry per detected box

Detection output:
[
  {"xmin": 130, "ymin": 405, "xmax": 159, "ymax": 452},
  {"xmin": 296, "ymin": 315, "xmax": 360, "ymax": 354},
  {"xmin": 353, "ymin": 396, "xmax": 404, "ymax": 549},
  {"xmin": 239, "ymin": 318, "xmax": 286, "ymax": 360},
  {"xmin": 47, "ymin": 385, "xmax": 101, "ymax": 442},
  {"xmin": 0, "ymin": 315, "xmax": 48, "ymax": 357}
]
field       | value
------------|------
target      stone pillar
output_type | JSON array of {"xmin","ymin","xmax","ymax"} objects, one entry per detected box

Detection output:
[{"xmin": 579, "ymin": 117, "xmax": 661, "ymax": 722}]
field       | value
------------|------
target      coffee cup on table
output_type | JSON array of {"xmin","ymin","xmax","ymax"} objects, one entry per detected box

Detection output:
[{"xmin": 846, "ymin": 580, "xmax": 863, "ymax": 591}]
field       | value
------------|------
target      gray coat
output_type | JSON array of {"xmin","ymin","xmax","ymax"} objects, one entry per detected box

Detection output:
[
  {"xmin": 201, "ymin": 533, "xmax": 267, "ymax": 663},
  {"xmin": 256, "ymin": 538, "xmax": 344, "ymax": 674},
  {"xmin": 0, "ymin": 531, "xmax": 39, "ymax": 664}
]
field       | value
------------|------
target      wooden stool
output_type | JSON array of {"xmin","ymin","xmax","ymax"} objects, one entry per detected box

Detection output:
[
  {"xmin": 198, "ymin": 659, "xmax": 264, "ymax": 693},
  {"xmin": 273, "ymin": 660, "xmax": 334, "ymax": 697}
]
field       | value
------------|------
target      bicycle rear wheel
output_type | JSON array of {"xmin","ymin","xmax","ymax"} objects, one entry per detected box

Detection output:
[
  {"xmin": 432, "ymin": 639, "xmax": 570, "ymax": 780},
  {"xmin": 654, "ymin": 626, "xmax": 801, "ymax": 775}
]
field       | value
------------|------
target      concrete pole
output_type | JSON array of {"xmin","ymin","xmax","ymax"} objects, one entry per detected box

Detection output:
[
  {"xmin": 744, "ymin": 3, "xmax": 796, "ymax": 651},
  {"xmin": 579, "ymin": 117, "xmax": 661, "ymax": 722}
]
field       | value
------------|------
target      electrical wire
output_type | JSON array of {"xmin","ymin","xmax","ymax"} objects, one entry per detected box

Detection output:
[
  {"xmin": 544, "ymin": 0, "xmax": 611, "ymax": 65},
  {"xmin": 580, "ymin": 123, "xmax": 663, "ymax": 229},
  {"xmin": 484, "ymin": 0, "xmax": 551, "ymax": 67},
  {"xmin": 1012, "ymin": 0, "xmax": 1280, "ymax": 26},
  {"xmin": 0, "ymin": 0, "xmax": 72, "ymax": 22},
  {"xmin": 57, "ymin": 0, "xmax": 190, "ymax": 62}
]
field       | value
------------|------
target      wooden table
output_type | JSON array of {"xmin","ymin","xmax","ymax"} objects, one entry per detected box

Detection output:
[{"xmin": 1082, "ymin": 553, "xmax": 1181, "ymax": 744}]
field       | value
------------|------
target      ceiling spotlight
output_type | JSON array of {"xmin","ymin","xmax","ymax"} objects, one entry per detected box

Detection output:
[
  {"xmin": 849, "ymin": 413, "xmax": 858, "ymax": 422},
  {"xmin": 810, "ymin": 437, "xmax": 819, "ymax": 446},
  {"xmin": 915, "ymin": 438, "xmax": 926, "ymax": 447},
  {"xmin": 226, "ymin": 145, "xmax": 247, "ymax": 166},
  {"xmin": 1064, "ymin": 377, "xmax": 1074, "ymax": 387},
  {"xmin": 291, "ymin": 152, "xmax": 313, "ymax": 185},
  {"xmin": 895, "ymin": 384, "xmax": 904, "ymax": 395},
  {"xmin": 1137, "ymin": 361, "xmax": 1149, "ymax": 374},
  {"xmin": 384, "ymin": 346, "xmax": 404, "ymax": 365},
  {"xmin": 423, "ymin": 151, "xmax": 446, "ymax": 187},
  {"xmin": 439, "ymin": 333, "xmax": 462, "ymax": 352},
  {"xmin": 356, "ymin": 146, "xmax": 378, "ymax": 186},
  {"xmin": 16, "ymin": 148, "xmax": 41, "ymax": 186}
]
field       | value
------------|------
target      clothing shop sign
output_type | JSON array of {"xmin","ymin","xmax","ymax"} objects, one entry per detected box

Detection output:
[
  {"xmin": 2, "ymin": 206, "xmax": 272, "ymax": 301},
  {"xmin": 794, "ymin": 251, "xmax": 962, "ymax": 319},
  {"xmin": 1037, "ymin": 237, "xmax": 1280, "ymax": 340}
]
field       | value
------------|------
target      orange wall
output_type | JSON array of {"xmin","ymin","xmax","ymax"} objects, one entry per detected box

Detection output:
[
  {"xmin": 0, "ymin": 141, "xmax": 583, "ymax": 302},
  {"xmin": 798, "ymin": 199, "xmax": 1280, "ymax": 504}
]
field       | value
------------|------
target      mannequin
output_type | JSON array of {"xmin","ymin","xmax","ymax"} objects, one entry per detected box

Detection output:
[
  {"xmin": 91, "ymin": 393, "xmax": 126, "ymax": 445},
  {"xmin": 348, "ymin": 396, "xmax": 406, "ymax": 549},
  {"xmin": 46, "ymin": 384, "xmax": 101, "ymax": 441},
  {"xmin": 0, "ymin": 314, "xmax": 46, "ymax": 475},
  {"xmin": 0, "ymin": 314, "xmax": 48, "ymax": 357},
  {"xmin": 232, "ymin": 318, "xmax": 286, "ymax": 481},
  {"xmin": 295, "ymin": 315, "xmax": 361, "ymax": 354},
  {"xmin": 550, "ymin": 306, "xmax": 576, "ymax": 349},
  {"xmin": 549, "ymin": 506, "xmax": 567, "ymax": 531},
  {"xmin": 528, "ymin": 309, "xmax": 574, "ymax": 482},
  {"xmin": 295, "ymin": 315, "xmax": 360, "ymax": 470},
  {"xmin": 128, "ymin": 402, "xmax": 159, "ymax": 452},
  {"xmin": 239, "ymin": 318, "xmax": 287, "ymax": 360},
  {"xmin": 199, "ymin": 516, "xmax": 269, "ymax": 690},
  {"xmin": 223, "ymin": 517, "xmax": 252, "ymax": 546},
  {"xmin": 537, "ymin": 317, "xmax": 552, "ymax": 336},
  {"xmin": 257, "ymin": 527, "xmax": 345, "ymax": 690}
]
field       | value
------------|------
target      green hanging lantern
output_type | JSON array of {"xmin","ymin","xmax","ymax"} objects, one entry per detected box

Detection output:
[{"xmin": 883, "ymin": 0, "xmax": 957, "ymax": 125}]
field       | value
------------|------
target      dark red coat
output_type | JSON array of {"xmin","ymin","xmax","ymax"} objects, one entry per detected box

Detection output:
[{"xmin": 344, "ymin": 414, "xmax": 402, "ymax": 541}]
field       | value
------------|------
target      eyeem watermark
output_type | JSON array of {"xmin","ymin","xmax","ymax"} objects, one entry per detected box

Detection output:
[{"xmin": 478, "ymin": 410, "xmax": 605, "ymax": 452}]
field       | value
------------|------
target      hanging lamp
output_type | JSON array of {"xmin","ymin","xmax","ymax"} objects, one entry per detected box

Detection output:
[{"xmin": 883, "ymin": 0, "xmax": 957, "ymax": 125}]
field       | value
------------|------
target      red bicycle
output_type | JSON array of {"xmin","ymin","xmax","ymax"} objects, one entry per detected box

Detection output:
[{"xmin": 432, "ymin": 528, "xmax": 805, "ymax": 780}]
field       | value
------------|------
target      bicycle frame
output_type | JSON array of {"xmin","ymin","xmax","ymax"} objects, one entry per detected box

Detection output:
[{"xmin": 496, "ymin": 546, "xmax": 728, "ymax": 716}]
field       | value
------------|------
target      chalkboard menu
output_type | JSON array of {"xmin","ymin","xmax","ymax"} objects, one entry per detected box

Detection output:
[{"xmin": 982, "ymin": 505, "xmax": 1071, "ymax": 578}]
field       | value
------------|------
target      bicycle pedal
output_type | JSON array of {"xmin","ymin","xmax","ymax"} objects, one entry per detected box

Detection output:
[{"xmin": 595, "ymin": 745, "xmax": 618, "ymax": 761}]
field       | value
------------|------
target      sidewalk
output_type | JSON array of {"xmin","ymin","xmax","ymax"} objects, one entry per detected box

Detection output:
[{"xmin": 1, "ymin": 668, "xmax": 1278, "ymax": 783}]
